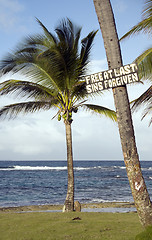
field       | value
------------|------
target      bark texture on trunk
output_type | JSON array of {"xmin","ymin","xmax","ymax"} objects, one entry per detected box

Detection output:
[
  {"xmin": 64, "ymin": 121, "xmax": 74, "ymax": 212},
  {"xmin": 93, "ymin": 0, "xmax": 152, "ymax": 227}
]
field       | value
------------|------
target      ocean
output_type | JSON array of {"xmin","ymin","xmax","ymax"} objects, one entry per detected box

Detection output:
[{"xmin": 0, "ymin": 160, "xmax": 152, "ymax": 208}]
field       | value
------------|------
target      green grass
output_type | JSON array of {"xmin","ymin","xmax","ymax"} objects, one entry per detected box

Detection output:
[
  {"xmin": 135, "ymin": 226, "xmax": 152, "ymax": 240},
  {"xmin": 0, "ymin": 212, "xmax": 142, "ymax": 240}
]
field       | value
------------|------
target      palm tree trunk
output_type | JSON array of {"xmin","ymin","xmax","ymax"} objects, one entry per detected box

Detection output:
[
  {"xmin": 64, "ymin": 121, "xmax": 74, "ymax": 212},
  {"xmin": 93, "ymin": 0, "xmax": 152, "ymax": 227}
]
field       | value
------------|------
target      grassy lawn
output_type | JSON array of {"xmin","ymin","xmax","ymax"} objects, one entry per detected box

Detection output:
[{"xmin": 0, "ymin": 211, "xmax": 143, "ymax": 240}]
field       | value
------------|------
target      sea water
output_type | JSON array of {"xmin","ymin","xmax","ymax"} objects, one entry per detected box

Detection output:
[{"xmin": 0, "ymin": 160, "xmax": 152, "ymax": 208}]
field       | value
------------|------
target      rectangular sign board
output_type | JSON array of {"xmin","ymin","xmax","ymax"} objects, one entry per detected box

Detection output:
[{"xmin": 84, "ymin": 63, "xmax": 139, "ymax": 94}]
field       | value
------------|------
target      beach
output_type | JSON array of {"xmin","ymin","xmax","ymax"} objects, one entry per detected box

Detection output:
[{"xmin": 0, "ymin": 201, "xmax": 136, "ymax": 213}]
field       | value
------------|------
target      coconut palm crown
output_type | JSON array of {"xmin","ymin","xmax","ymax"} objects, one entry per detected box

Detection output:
[
  {"xmin": 0, "ymin": 18, "xmax": 117, "ymax": 211},
  {"xmin": 120, "ymin": 0, "xmax": 152, "ymax": 125}
]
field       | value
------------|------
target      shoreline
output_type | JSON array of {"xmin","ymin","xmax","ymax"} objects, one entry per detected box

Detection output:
[{"xmin": 0, "ymin": 201, "xmax": 135, "ymax": 213}]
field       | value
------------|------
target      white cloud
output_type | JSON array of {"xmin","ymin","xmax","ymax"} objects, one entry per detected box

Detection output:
[
  {"xmin": 0, "ymin": 113, "xmax": 65, "ymax": 159},
  {"xmin": 0, "ymin": 0, "xmax": 25, "ymax": 31},
  {"xmin": 0, "ymin": 59, "xmax": 151, "ymax": 161},
  {"xmin": 0, "ymin": 0, "xmax": 24, "ymax": 12},
  {"xmin": 87, "ymin": 59, "xmax": 107, "ymax": 74}
]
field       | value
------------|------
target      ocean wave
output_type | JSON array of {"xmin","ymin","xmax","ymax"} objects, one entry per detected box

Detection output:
[
  {"xmin": 141, "ymin": 167, "xmax": 152, "ymax": 171},
  {"xmin": 113, "ymin": 166, "xmax": 126, "ymax": 170},
  {"xmin": 0, "ymin": 166, "xmax": 68, "ymax": 171},
  {"xmin": 0, "ymin": 165, "xmax": 96, "ymax": 171},
  {"xmin": 90, "ymin": 198, "xmax": 132, "ymax": 203},
  {"xmin": 74, "ymin": 167, "xmax": 92, "ymax": 171},
  {"xmin": 0, "ymin": 165, "xmax": 106, "ymax": 171},
  {"xmin": 0, "ymin": 165, "xmax": 127, "ymax": 171}
]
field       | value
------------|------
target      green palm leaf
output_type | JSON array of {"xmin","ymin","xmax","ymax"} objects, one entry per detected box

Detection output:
[
  {"xmin": 142, "ymin": 0, "xmax": 152, "ymax": 19},
  {"xmin": 120, "ymin": 18, "xmax": 152, "ymax": 40},
  {"xmin": 0, "ymin": 101, "xmax": 56, "ymax": 119},
  {"xmin": 0, "ymin": 80, "xmax": 58, "ymax": 100},
  {"xmin": 36, "ymin": 18, "xmax": 57, "ymax": 44},
  {"xmin": 141, "ymin": 104, "xmax": 152, "ymax": 126},
  {"xmin": 135, "ymin": 47, "xmax": 152, "ymax": 81},
  {"xmin": 80, "ymin": 31, "xmax": 98, "ymax": 69},
  {"xmin": 0, "ymin": 18, "xmax": 116, "ymax": 124},
  {"xmin": 82, "ymin": 104, "xmax": 117, "ymax": 122},
  {"xmin": 120, "ymin": 0, "xmax": 152, "ymax": 125},
  {"xmin": 120, "ymin": 0, "xmax": 152, "ymax": 40},
  {"xmin": 131, "ymin": 86, "xmax": 152, "ymax": 125}
]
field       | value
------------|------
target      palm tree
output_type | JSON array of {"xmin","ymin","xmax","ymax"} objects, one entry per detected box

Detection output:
[
  {"xmin": 93, "ymin": 0, "xmax": 152, "ymax": 226},
  {"xmin": 120, "ymin": 0, "xmax": 152, "ymax": 125},
  {"xmin": 0, "ymin": 18, "xmax": 117, "ymax": 212}
]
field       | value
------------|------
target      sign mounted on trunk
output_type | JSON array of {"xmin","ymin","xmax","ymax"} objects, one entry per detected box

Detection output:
[{"xmin": 84, "ymin": 63, "xmax": 139, "ymax": 94}]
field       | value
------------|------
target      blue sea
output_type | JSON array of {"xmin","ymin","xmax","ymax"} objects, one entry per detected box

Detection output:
[{"xmin": 0, "ymin": 160, "xmax": 152, "ymax": 208}]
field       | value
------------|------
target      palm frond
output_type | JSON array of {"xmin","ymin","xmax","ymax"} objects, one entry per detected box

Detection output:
[
  {"xmin": 80, "ymin": 30, "xmax": 98, "ymax": 71},
  {"xmin": 135, "ymin": 47, "xmax": 152, "ymax": 80},
  {"xmin": 36, "ymin": 18, "xmax": 57, "ymax": 44},
  {"xmin": 71, "ymin": 81, "xmax": 87, "ymax": 99},
  {"xmin": 141, "ymin": 104, "xmax": 152, "ymax": 126},
  {"xmin": 0, "ymin": 80, "xmax": 58, "ymax": 100},
  {"xmin": 0, "ymin": 53, "xmax": 17, "ymax": 74},
  {"xmin": 0, "ymin": 18, "xmax": 101, "ymax": 123},
  {"xmin": 0, "ymin": 101, "xmax": 55, "ymax": 119},
  {"xmin": 132, "ymin": 86, "xmax": 152, "ymax": 111},
  {"xmin": 142, "ymin": 0, "xmax": 152, "ymax": 19},
  {"xmin": 55, "ymin": 18, "xmax": 76, "ymax": 47},
  {"xmin": 131, "ymin": 85, "xmax": 152, "ymax": 125},
  {"xmin": 120, "ymin": 18, "xmax": 152, "ymax": 41},
  {"xmin": 82, "ymin": 104, "xmax": 117, "ymax": 122},
  {"xmin": 120, "ymin": 0, "xmax": 152, "ymax": 40},
  {"xmin": 0, "ymin": 49, "xmax": 66, "ymax": 94}
]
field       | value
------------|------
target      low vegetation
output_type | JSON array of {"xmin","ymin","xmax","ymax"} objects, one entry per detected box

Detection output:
[{"xmin": 0, "ymin": 211, "xmax": 142, "ymax": 240}]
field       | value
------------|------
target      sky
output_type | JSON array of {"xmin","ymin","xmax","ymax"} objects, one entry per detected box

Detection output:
[{"xmin": 0, "ymin": 0, "xmax": 151, "ymax": 161}]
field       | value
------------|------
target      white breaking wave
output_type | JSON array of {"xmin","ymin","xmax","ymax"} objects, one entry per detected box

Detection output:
[
  {"xmin": 0, "ymin": 165, "xmax": 94, "ymax": 171},
  {"xmin": 113, "ymin": 166, "xmax": 126, "ymax": 170},
  {"xmin": 141, "ymin": 167, "xmax": 152, "ymax": 171},
  {"xmin": 74, "ymin": 167, "xmax": 94, "ymax": 171},
  {"xmin": 0, "ymin": 165, "xmax": 105, "ymax": 171},
  {"xmin": 0, "ymin": 165, "xmax": 128, "ymax": 171},
  {"xmin": 1, "ymin": 166, "xmax": 67, "ymax": 171}
]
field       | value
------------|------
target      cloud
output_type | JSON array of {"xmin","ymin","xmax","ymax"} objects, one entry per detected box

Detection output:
[
  {"xmin": 87, "ymin": 59, "xmax": 107, "ymax": 74},
  {"xmin": 0, "ymin": 0, "xmax": 25, "ymax": 31},
  {"xmin": 0, "ymin": 59, "xmax": 151, "ymax": 161},
  {"xmin": 0, "ymin": 0, "xmax": 24, "ymax": 12},
  {"xmin": 0, "ymin": 113, "xmax": 65, "ymax": 159}
]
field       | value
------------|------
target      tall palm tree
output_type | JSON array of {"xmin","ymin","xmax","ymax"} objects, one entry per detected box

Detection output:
[
  {"xmin": 0, "ymin": 18, "xmax": 117, "ymax": 212},
  {"xmin": 120, "ymin": 0, "xmax": 152, "ymax": 125},
  {"xmin": 93, "ymin": 0, "xmax": 152, "ymax": 226}
]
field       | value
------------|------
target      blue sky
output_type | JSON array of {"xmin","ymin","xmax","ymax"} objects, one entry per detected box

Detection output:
[{"xmin": 0, "ymin": 0, "xmax": 151, "ymax": 161}]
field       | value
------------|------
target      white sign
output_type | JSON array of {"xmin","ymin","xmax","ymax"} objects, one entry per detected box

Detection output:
[{"xmin": 85, "ymin": 63, "xmax": 139, "ymax": 94}]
